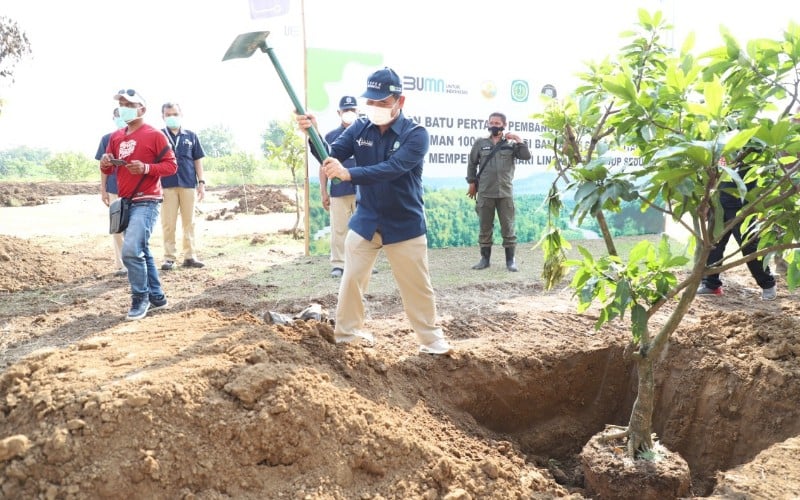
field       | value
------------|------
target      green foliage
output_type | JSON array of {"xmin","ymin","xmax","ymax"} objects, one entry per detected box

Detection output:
[
  {"xmin": 44, "ymin": 152, "xmax": 96, "ymax": 181},
  {"xmin": 567, "ymin": 235, "xmax": 687, "ymax": 340},
  {"xmin": 197, "ymin": 124, "xmax": 235, "ymax": 157},
  {"xmin": 261, "ymin": 120, "xmax": 286, "ymax": 158},
  {"xmin": 0, "ymin": 146, "xmax": 51, "ymax": 179},
  {"xmin": 538, "ymin": 11, "xmax": 800, "ymax": 306}
]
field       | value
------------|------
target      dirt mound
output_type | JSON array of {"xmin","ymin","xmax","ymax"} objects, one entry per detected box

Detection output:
[
  {"xmin": 219, "ymin": 185, "xmax": 295, "ymax": 214},
  {"xmin": 0, "ymin": 313, "xmax": 567, "ymax": 499},
  {"xmin": 0, "ymin": 235, "xmax": 105, "ymax": 293},
  {"xmin": 0, "ymin": 182, "xmax": 97, "ymax": 207}
]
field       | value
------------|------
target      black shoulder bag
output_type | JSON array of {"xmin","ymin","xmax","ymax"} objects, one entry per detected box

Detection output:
[{"xmin": 108, "ymin": 145, "xmax": 170, "ymax": 234}]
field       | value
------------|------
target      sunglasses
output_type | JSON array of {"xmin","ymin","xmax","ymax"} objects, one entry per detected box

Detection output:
[{"xmin": 117, "ymin": 89, "xmax": 137, "ymax": 97}]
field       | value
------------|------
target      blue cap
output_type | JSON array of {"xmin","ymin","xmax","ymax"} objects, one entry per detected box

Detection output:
[
  {"xmin": 361, "ymin": 67, "xmax": 402, "ymax": 101},
  {"xmin": 338, "ymin": 95, "xmax": 358, "ymax": 110}
]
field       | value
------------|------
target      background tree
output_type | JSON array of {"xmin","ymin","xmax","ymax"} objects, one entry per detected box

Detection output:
[
  {"xmin": 538, "ymin": 9, "xmax": 800, "ymax": 461},
  {"xmin": 197, "ymin": 124, "xmax": 235, "ymax": 158},
  {"xmin": 0, "ymin": 16, "xmax": 32, "ymax": 115},
  {"xmin": 264, "ymin": 118, "xmax": 305, "ymax": 239},
  {"xmin": 0, "ymin": 146, "xmax": 50, "ymax": 178},
  {"xmin": 261, "ymin": 120, "xmax": 285, "ymax": 157},
  {"xmin": 45, "ymin": 152, "xmax": 96, "ymax": 182}
]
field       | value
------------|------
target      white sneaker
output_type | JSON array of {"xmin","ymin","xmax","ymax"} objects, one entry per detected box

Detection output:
[
  {"xmin": 334, "ymin": 330, "xmax": 375, "ymax": 345},
  {"xmin": 762, "ymin": 285, "xmax": 777, "ymax": 301},
  {"xmin": 419, "ymin": 338, "xmax": 453, "ymax": 355}
]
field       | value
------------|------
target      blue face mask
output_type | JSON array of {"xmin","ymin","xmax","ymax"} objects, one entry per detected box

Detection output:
[
  {"xmin": 117, "ymin": 106, "xmax": 138, "ymax": 123},
  {"xmin": 113, "ymin": 116, "xmax": 127, "ymax": 129},
  {"xmin": 165, "ymin": 116, "xmax": 181, "ymax": 129}
]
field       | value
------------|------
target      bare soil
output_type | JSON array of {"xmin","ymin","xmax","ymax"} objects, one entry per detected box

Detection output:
[{"xmin": 1, "ymin": 182, "xmax": 799, "ymax": 499}]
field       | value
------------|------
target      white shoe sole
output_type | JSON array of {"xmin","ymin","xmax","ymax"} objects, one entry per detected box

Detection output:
[
  {"xmin": 419, "ymin": 343, "xmax": 453, "ymax": 355},
  {"xmin": 334, "ymin": 331, "xmax": 375, "ymax": 345},
  {"xmin": 149, "ymin": 301, "xmax": 169, "ymax": 312}
]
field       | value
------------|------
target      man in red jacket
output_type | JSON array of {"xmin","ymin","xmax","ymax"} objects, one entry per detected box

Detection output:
[{"xmin": 99, "ymin": 89, "xmax": 178, "ymax": 320}]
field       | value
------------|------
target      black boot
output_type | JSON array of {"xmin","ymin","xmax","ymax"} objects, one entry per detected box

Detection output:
[
  {"xmin": 505, "ymin": 246, "xmax": 518, "ymax": 272},
  {"xmin": 472, "ymin": 247, "xmax": 491, "ymax": 270}
]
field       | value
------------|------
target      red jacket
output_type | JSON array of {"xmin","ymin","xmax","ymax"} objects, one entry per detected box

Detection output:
[{"xmin": 101, "ymin": 124, "xmax": 177, "ymax": 201}]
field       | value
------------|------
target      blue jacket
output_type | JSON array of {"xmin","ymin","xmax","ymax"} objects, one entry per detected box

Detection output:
[{"xmin": 326, "ymin": 112, "xmax": 429, "ymax": 244}]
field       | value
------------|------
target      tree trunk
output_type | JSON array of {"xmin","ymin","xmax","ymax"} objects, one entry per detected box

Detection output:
[
  {"xmin": 291, "ymin": 170, "xmax": 301, "ymax": 239},
  {"xmin": 595, "ymin": 211, "xmax": 618, "ymax": 257},
  {"xmin": 626, "ymin": 346, "xmax": 655, "ymax": 457}
]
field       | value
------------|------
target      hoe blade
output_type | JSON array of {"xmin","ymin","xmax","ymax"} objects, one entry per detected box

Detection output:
[{"xmin": 222, "ymin": 31, "xmax": 270, "ymax": 61}]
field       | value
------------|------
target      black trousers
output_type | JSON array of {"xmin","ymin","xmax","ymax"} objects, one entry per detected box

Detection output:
[{"xmin": 703, "ymin": 205, "xmax": 775, "ymax": 290}]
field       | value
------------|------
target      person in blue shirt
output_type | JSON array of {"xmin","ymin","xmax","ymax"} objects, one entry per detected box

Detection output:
[
  {"xmin": 296, "ymin": 67, "xmax": 453, "ymax": 355},
  {"xmin": 159, "ymin": 102, "xmax": 207, "ymax": 270},
  {"xmin": 95, "ymin": 108, "xmax": 127, "ymax": 277},
  {"xmin": 322, "ymin": 96, "xmax": 359, "ymax": 278}
]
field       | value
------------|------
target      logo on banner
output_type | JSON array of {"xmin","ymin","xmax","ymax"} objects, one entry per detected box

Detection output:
[
  {"xmin": 402, "ymin": 75, "xmax": 468, "ymax": 95},
  {"xmin": 481, "ymin": 81, "xmax": 497, "ymax": 99},
  {"xmin": 403, "ymin": 75, "xmax": 444, "ymax": 93},
  {"xmin": 541, "ymin": 84, "xmax": 557, "ymax": 98},
  {"xmin": 511, "ymin": 80, "xmax": 530, "ymax": 102}
]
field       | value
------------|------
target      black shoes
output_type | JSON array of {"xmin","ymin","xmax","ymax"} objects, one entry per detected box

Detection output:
[
  {"xmin": 163, "ymin": 259, "xmax": 205, "ymax": 269},
  {"xmin": 149, "ymin": 295, "xmax": 169, "ymax": 311}
]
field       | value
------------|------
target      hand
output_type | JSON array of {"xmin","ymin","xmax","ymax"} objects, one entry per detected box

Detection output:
[
  {"xmin": 505, "ymin": 133, "xmax": 523, "ymax": 143},
  {"xmin": 294, "ymin": 112, "xmax": 318, "ymax": 135},
  {"xmin": 197, "ymin": 184, "xmax": 205, "ymax": 202},
  {"xmin": 125, "ymin": 160, "xmax": 147, "ymax": 175},
  {"xmin": 101, "ymin": 191, "xmax": 110, "ymax": 206},
  {"xmin": 321, "ymin": 193, "xmax": 330, "ymax": 211},
  {"xmin": 99, "ymin": 154, "xmax": 113, "ymax": 168},
  {"xmin": 322, "ymin": 157, "xmax": 351, "ymax": 182},
  {"xmin": 467, "ymin": 182, "xmax": 477, "ymax": 199}
]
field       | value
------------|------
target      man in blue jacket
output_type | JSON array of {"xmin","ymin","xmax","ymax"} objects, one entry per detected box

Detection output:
[{"xmin": 296, "ymin": 67, "xmax": 452, "ymax": 355}]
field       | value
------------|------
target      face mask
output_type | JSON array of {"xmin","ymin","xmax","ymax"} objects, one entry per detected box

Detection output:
[
  {"xmin": 113, "ymin": 116, "xmax": 127, "ymax": 129},
  {"xmin": 366, "ymin": 102, "xmax": 397, "ymax": 126},
  {"xmin": 165, "ymin": 116, "xmax": 181, "ymax": 129},
  {"xmin": 489, "ymin": 126, "xmax": 504, "ymax": 137},
  {"xmin": 341, "ymin": 111, "xmax": 358, "ymax": 125},
  {"xmin": 117, "ymin": 106, "xmax": 139, "ymax": 123}
]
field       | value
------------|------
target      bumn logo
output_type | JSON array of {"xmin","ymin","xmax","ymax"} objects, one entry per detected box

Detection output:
[
  {"xmin": 511, "ymin": 80, "xmax": 529, "ymax": 102},
  {"xmin": 403, "ymin": 75, "xmax": 445, "ymax": 93}
]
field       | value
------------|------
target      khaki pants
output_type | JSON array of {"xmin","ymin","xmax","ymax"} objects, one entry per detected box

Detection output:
[
  {"xmin": 161, "ymin": 187, "xmax": 197, "ymax": 261},
  {"xmin": 329, "ymin": 194, "xmax": 356, "ymax": 269},
  {"xmin": 336, "ymin": 231, "xmax": 445, "ymax": 345},
  {"xmin": 108, "ymin": 193, "xmax": 124, "ymax": 270}
]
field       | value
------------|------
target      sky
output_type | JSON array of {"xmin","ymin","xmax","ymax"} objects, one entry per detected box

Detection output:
[{"xmin": 0, "ymin": 0, "xmax": 797, "ymax": 158}]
